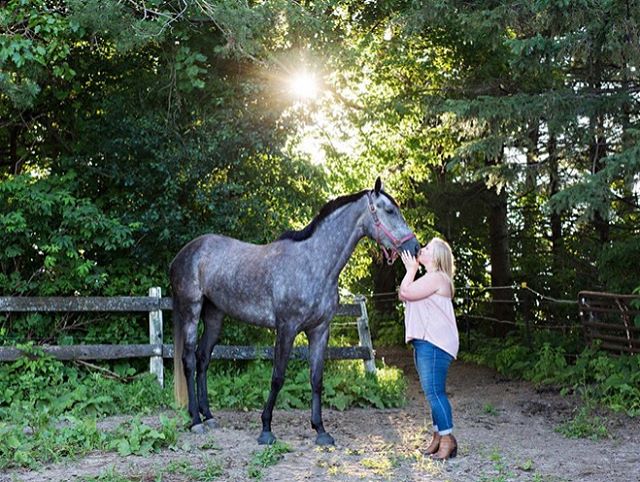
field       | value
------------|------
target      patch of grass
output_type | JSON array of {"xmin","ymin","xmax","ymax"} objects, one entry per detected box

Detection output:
[
  {"xmin": 247, "ymin": 441, "xmax": 291, "ymax": 480},
  {"xmin": 0, "ymin": 347, "xmax": 404, "ymax": 469},
  {"xmin": 361, "ymin": 454, "xmax": 399, "ymax": 476},
  {"xmin": 200, "ymin": 438, "xmax": 222, "ymax": 451},
  {"xmin": 483, "ymin": 403, "xmax": 498, "ymax": 415},
  {"xmin": 518, "ymin": 458, "xmax": 535, "ymax": 471},
  {"xmin": 0, "ymin": 416, "xmax": 107, "ymax": 469},
  {"xmin": 556, "ymin": 406, "xmax": 609, "ymax": 440},
  {"xmin": 164, "ymin": 459, "xmax": 223, "ymax": 481},
  {"xmin": 413, "ymin": 452, "xmax": 446, "ymax": 477},
  {"xmin": 80, "ymin": 466, "xmax": 141, "ymax": 482},
  {"xmin": 478, "ymin": 449, "xmax": 516, "ymax": 482},
  {"xmin": 108, "ymin": 415, "xmax": 178, "ymax": 456}
]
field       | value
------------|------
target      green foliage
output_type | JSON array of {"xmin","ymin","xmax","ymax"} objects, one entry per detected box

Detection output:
[
  {"xmin": 483, "ymin": 403, "xmax": 497, "ymax": 416},
  {"xmin": 1, "ymin": 0, "xmax": 328, "ymax": 350},
  {"xmin": 0, "ymin": 172, "xmax": 135, "ymax": 296},
  {"xmin": 0, "ymin": 0, "xmax": 80, "ymax": 108},
  {"xmin": 597, "ymin": 237, "xmax": 640, "ymax": 293},
  {"xmin": 206, "ymin": 359, "xmax": 406, "ymax": 411},
  {"xmin": 0, "ymin": 412, "xmax": 180, "ymax": 470},
  {"xmin": 461, "ymin": 333, "xmax": 640, "ymax": 418},
  {"xmin": 0, "ymin": 350, "xmax": 172, "ymax": 423}
]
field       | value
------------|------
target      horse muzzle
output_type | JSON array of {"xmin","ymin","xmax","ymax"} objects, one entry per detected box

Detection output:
[{"xmin": 400, "ymin": 236, "xmax": 420, "ymax": 257}]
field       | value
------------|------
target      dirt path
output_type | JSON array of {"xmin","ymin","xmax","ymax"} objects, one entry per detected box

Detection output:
[{"xmin": 4, "ymin": 347, "xmax": 639, "ymax": 482}]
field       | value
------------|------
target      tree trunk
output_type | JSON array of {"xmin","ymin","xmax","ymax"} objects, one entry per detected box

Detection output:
[
  {"xmin": 521, "ymin": 123, "xmax": 540, "ymax": 324},
  {"xmin": 548, "ymin": 134, "xmax": 563, "ymax": 281},
  {"xmin": 488, "ymin": 187, "xmax": 513, "ymax": 334},
  {"xmin": 590, "ymin": 132, "xmax": 609, "ymax": 244},
  {"xmin": 485, "ymin": 152, "xmax": 514, "ymax": 336}
]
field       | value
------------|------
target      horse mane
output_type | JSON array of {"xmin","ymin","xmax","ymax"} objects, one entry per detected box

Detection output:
[{"xmin": 277, "ymin": 189, "xmax": 399, "ymax": 242}]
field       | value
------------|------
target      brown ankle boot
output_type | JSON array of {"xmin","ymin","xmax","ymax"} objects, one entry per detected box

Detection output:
[
  {"xmin": 430, "ymin": 434, "xmax": 457, "ymax": 460},
  {"xmin": 425, "ymin": 433, "xmax": 441, "ymax": 454}
]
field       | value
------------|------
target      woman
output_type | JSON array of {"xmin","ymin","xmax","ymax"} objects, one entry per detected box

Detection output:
[{"xmin": 399, "ymin": 237, "xmax": 459, "ymax": 460}]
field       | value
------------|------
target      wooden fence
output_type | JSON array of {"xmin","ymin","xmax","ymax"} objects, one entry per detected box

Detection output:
[
  {"xmin": 579, "ymin": 290, "xmax": 640, "ymax": 355},
  {"xmin": 0, "ymin": 288, "xmax": 377, "ymax": 386}
]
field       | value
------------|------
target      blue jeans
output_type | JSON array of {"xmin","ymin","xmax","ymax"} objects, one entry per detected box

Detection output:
[{"xmin": 412, "ymin": 339, "xmax": 454, "ymax": 434}]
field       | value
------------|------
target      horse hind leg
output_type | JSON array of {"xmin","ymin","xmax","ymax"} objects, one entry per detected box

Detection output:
[
  {"xmin": 173, "ymin": 296, "xmax": 203, "ymax": 432},
  {"xmin": 196, "ymin": 299, "xmax": 223, "ymax": 429}
]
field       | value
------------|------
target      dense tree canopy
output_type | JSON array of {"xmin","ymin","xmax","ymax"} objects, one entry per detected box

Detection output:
[{"xmin": 2, "ymin": 0, "xmax": 639, "ymax": 344}]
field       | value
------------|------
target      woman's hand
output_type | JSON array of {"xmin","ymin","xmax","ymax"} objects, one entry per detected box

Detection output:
[{"xmin": 400, "ymin": 250, "xmax": 419, "ymax": 272}]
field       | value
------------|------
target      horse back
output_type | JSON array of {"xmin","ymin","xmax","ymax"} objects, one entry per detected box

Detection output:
[
  {"xmin": 171, "ymin": 234, "xmax": 339, "ymax": 329},
  {"xmin": 171, "ymin": 234, "xmax": 286, "ymax": 327}
]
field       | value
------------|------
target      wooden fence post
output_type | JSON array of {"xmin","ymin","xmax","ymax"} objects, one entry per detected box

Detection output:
[
  {"xmin": 354, "ymin": 295, "xmax": 376, "ymax": 374},
  {"xmin": 148, "ymin": 287, "xmax": 164, "ymax": 386}
]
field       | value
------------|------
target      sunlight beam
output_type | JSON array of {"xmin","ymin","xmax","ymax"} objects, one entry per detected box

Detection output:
[{"xmin": 288, "ymin": 71, "xmax": 319, "ymax": 100}]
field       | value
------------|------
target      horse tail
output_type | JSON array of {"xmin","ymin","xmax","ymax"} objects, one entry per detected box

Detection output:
[{"xmin": 173, "ymin": 298, "xmax": 188, "ymax": 407}]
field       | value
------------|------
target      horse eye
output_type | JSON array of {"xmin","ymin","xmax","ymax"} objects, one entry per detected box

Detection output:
[{"xmin": 385, "ymin": 207, "xmax": 394, "ymax": 215}]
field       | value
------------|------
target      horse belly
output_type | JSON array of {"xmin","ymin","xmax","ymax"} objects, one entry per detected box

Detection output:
[
  {"xmin": 228, "ymin": 303, "xmax": 277, "ymax": 329},
  {"xmin": 205, "ymin": 288, "xmax": 276, "ymax": 329}
]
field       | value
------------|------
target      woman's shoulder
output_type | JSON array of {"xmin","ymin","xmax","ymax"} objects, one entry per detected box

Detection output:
[{"xmin": 430, "ymin": 271, "xmax": 452, "ymax": 298}]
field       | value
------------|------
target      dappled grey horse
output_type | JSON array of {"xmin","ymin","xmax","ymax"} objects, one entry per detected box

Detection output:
[{"xmin": 170, "ymin": 178, "xmax": 419, "ymax": 445}]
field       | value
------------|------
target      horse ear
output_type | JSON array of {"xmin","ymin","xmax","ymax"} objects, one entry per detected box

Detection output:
[{"xmin": 374, "ymin": 177, "xmax": 382, "ymax": 194}]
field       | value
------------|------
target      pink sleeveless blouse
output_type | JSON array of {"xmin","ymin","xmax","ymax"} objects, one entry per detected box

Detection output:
[{"xmin": 404, "ymin": 294, "xmax": 459, "ymax": 359}]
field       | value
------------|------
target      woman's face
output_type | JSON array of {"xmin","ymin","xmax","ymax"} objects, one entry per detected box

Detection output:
[{"xmin": 417, "ymin": 242, "xmax": 434, "ymax": 268}]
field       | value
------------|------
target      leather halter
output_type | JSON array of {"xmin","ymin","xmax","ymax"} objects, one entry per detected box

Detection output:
[{"xmin": 367, "ymin": 191, "xmax": 416, "ymax": 265}]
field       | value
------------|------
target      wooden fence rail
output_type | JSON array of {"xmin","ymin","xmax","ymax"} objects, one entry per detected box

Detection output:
[
  {"xmin": 0, "ymin": 287, "xmax": 375, "ymax": 385},
  {"xmin": 0, "ymin": 288, "xmax": 376, "ymax": 386}
]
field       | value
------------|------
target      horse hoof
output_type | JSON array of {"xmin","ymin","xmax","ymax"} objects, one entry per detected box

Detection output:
[
  {"xmin": 257, "ymin": 431, "xmax": 277, "ymax": 445},
  {"xmin": 204, "ymin": 418, "xmax": 218, "ymax": 429},
  {"xmin": 316, "ymin": 433, "xmax": 335, "ymax": 446},
  {"xmin": 190, "ymin": 423, "xmax": 206, "ymax": 434}
]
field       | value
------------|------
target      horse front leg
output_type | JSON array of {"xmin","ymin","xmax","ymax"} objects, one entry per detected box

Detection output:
[
  {"xmin": 258, "ymin": 326, "xmax": 297, "ymax": 445},
  {"xmin": 307, "ymin": 323, "xmax": 334, "ymax": 446}
]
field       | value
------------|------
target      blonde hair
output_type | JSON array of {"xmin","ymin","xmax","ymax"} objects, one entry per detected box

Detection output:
[{"xmin": 429, "ymin": 237, "xmax": 455, "ymax": 296}]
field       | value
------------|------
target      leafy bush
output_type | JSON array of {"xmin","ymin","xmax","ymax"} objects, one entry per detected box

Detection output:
[
  {"xmin": 0, "ymin": 348, "xmax": 172, "ymax": 423},
  {"xmin": 0, "ymin": 173, "xmax": 136, "ymax": 297}
]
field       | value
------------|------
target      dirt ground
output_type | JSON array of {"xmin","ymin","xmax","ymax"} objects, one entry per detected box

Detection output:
[{"xmin": 3, "ymin": 347, "xmax": 640, "ymax": 482}]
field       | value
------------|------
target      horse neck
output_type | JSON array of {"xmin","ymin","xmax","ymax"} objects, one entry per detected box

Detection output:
[{"xmin": 302, "ymin": 196, "xmax": 367, "ymax": 282}]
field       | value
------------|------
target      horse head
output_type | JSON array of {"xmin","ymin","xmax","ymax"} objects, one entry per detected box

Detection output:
[{"xmin": 364, "ymin": 177, "xmax": 420, "ymax": 264}]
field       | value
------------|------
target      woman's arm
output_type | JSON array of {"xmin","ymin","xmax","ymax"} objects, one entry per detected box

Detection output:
[
  {"xmin": 399, "ymin": 272, "xmax": 441, "ymax": 301},
  {"xmin": 398, "ymin": 254, "xmax": 418, "ymax": 301},
  {"xmin": 398, "ymin": 251, "xmax": 441, "ymax": 301}
]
